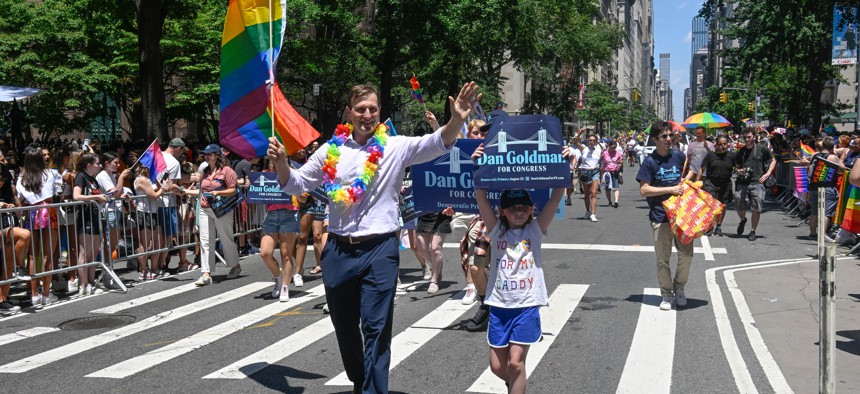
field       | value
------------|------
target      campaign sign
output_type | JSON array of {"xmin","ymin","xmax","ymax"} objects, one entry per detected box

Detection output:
[
  {"xmin": 246, "ymin": 172, "xmax": 292, "ymax": 204},
  {"xmin": 289, "ymin": 159, "xmax": 329, "ymax": 204},
  {"xmin": 472, "ymin": 114, "xmax": 570, "ymax": 190},
  {"xmin": 413, "ymin": 139, "xmax": 482, "ymax": 213},
  {"xmin": 398, "ymin": 185, "xmax": 422, "ymax": 228}
]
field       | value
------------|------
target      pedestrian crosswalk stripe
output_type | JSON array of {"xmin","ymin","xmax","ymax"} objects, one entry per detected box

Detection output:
[
  {"xmin": 204, "ymin": 278, "xmax": 436, "ymax": 380},
  {"xmin": 87, "ymin": 284, "xmax": 328, "ymax": 378},
  {"xmin": 326, "ymin": 289, "xmax": 475, "ymax": 386},
  {"xmin": 441, "ymin": 243, "xmax": 727, "ymax": 255},
  {"xmin": 0, "ymin": 327, "xmax": 60, "ymax": 348},
  {"xmin": 203, "ymin": 316, "xmax": 335, "ymax": 379},
  {"xmin": 0, "ymin": 282, "xmax": 271, "ymax": 374},
  {"xmin": 90, "ymin": 283, "xmax": 199, "ymax": 314},
  {"xmin": 615, "ymin": 288, "xmax": 676, "ymax": 394},
  {"xmin": 466, "ymin": 284, "xmax": 589, "ymax": 393}
]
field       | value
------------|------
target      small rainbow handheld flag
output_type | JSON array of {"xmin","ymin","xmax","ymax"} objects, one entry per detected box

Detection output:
[
  {"xmin": 793, "ymin": 166, "xmax": 808, "ymax": 193},
  {"xmin": 800, "ymin": 143, "xmax": 815, "ymax": 159},
  {"xmin": 409, "ymin": 75, "xmax": 424, "ymax": 104}
]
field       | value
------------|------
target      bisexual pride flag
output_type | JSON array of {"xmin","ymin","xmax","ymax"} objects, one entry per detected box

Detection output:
[
  {"xmin": 138, "ymin": 140, "xmax": 167, "ymax": 184},
  {"xmin": 219, "ymin": 0, "xmax": 319, "ymax": 159}
]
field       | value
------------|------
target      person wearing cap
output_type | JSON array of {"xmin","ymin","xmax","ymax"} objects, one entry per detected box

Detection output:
[
  {"xmin": 183, "ymin": 144, "xmax": 243, "ymax": 286},
  {"xmin": 153, "ymin": 138, "xmax": 186, "ymax": 272},
  {"xmin": 470, "ymin": 142, "xmax": 570, "ymax": 393},
  {"xmin": 267, "ymin": 82, "xmax": 479, "ymax": 394}
]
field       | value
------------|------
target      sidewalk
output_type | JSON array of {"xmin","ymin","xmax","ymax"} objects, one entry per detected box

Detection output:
[{"xmin": 734, "ymin": 256, "xmax": 860, "ymax": 393}]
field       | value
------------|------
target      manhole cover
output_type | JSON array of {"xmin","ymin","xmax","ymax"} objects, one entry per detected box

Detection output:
[{"xmin": 58, "ymin": 315, "xmax": 136, "ymax": 331}]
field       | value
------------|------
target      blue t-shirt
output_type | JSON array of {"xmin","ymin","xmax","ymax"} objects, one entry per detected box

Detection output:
[{"xmin": 636, "ymin": 149, "xmax": 686, "ymax": 223}]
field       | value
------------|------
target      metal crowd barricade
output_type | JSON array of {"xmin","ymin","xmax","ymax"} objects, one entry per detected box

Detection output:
[{"xmin": 0, "ymin": 200, "xmax": 126, "ymax": 292}]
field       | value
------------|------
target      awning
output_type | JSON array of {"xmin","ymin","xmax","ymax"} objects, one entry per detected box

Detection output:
[{"xmin": 0, "ymin": 86, "xmax": 41, "ymax": 102}]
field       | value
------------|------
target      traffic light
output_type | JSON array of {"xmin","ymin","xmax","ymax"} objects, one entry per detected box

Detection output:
[
  {"xmin": 748, "ymin": 102, "xmax": 754, "ymax": 112},
  {"xmin": 719, "ymin": 92, "xmax": 727, "ymax": 104},
  {"xmin": 633, "ymin": 89, "xmax": 640, "ymax": 103}
]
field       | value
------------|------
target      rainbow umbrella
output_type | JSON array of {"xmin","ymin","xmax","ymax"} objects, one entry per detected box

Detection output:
[
  {"xmin": 683, "ymin": 112, "xmax": 732, "ymax": 128},
  {"xmin": 643, "ymin": 120, "xmax": 686, "ymax": 134}
]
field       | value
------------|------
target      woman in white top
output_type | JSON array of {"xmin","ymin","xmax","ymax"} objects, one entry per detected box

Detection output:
[
  {"xmin": 15, "ymin": 147, "xmax": 63, "ymax": 306},
  {"xmin": 96, "ymin": 152, "xmax": 131, "ymax": 267},
  {"xmin": 133, "ymin": 165, "xmax": 164, "ymax": 280},
  {"xmin": 572, "ymin": 134, "xmax": 602, "ymax": 222}
]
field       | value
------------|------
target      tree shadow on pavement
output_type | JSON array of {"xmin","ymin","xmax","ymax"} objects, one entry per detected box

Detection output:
[{"xmin": 836, "ymin": 330, "xmax": 860, "ymax": 356}]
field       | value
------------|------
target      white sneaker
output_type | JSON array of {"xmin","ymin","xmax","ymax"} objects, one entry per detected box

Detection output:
[
  {"xmin": 659, "ymin": 296, "xmax": 673, "ymax": 311},
  {"xmin": 194, "ymin": 275, "xmax": 211, "ymax": 286},
  {"xmin": 67, "ymin": 278, "xmax": 79, "ymax": 293},
  {"xmin": 675, "ymin": 289, "xmax": 687, "ymax": 307},
  {"xmin": 422, "ymin": 266, "xmax": 432, "ymax": 280},
  {"xmin": 78, "ymin": 286, "xmax": 87, "ymax": 297},
  {"xmin": 590, "ymin": 214, "xmax": 598, "ymax": 222},
  {"xmin": 279, "ymin": 285, "xmax": 289, "ymax": 302},
  {"xmin": 90, "ymin": 285, "xmax": 104, "ymax": 295},
  {"xmin": 84, "ymin": 284, "xmax": 94, "ymax": 296},
  {"xmin": 30, "ymin": 294, "xmax": 43, "ymax": 307},
  {"xmin": 43, "ymin": 293, "xmax": 59, "ymax": 305},
  {"xmin": 462, "ymin": 287, "xmax": 477, "ymax": 305},
  {"xmin": 271, "ymin": 277, "xmax": 281, "ymax": 298},
  {"xmin": 322, "ymin": 303, "xmax": 330, "ymax": 314},
  {"xmin": 292, "ymin": 274, "xmax": 303, "ymax": 287},
  {"xmin": 427, "ymin": 282, "xmax": 439, "ymax": 294}
]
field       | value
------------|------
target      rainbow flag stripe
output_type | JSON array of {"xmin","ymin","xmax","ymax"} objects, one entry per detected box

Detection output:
[
  {"xmin": 219, "ymin": 0, "xmax": 318, "ymax": 159},
  {"xmin": 800, "ymin": 143, "xmax": 815, "ymax": 159},
  {"xmin": 840, "ymin": 174, "xmax": 860, "ymax": 233}
]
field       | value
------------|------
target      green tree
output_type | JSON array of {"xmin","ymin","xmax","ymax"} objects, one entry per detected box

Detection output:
[{"xmin": 579, "ymin": 81, "xmax": 624, "ymax": 133}]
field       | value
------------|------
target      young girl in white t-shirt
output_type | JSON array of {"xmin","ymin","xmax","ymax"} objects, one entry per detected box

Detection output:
[{"xmin": 471, "ymin": 144, "xmax": 570, "ymax": 394}]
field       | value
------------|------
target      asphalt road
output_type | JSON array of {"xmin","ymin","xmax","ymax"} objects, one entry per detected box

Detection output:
[{"xmin": 0, "ymin": 163, "xmax": 855, "ymax": 393}]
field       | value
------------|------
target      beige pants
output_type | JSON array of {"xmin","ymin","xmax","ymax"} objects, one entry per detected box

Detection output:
[{"xmin": 651, "ymin": 222, "xmax": 694, "ymax": 297}]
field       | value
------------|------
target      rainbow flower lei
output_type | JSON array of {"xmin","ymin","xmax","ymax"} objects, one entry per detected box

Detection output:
[{"xmin": 322, "ymin": 123, "xmax": 388, "ymax": 205}]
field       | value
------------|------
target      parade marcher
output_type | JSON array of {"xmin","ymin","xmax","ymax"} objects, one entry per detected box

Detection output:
[
  {"xmin": 572, "ymin": 134, "xmax": 602, "ymax": 221},
  {"xmin": 565, "ymin": 135, "xmax": 582, "ymax": 205},
  {"xmin": 686, "ymin": 126, "xmax": 715, "ymax": 174},
  {"xmin": 844, "ymin": 137, "xmax": 860, "ymax": 167},
  {"xmin": 697, "ymin": 136, "xmax": 735, "ymax": 236},
  {"xmin": 471, "ymin": 141, "xmax": 570, "ymax": 393},
  {"xmin": 626, "ymin": 135, "xmax": 638, "ymax": 166},
  {"xmin": 670, "ymin": 131, "xmax": 687, "ymax": 153},
  {"xmin": 734, "ymin": 127, "xmax": 776, "ymax": 241},
  {"xmin": 636, "ymin": 121, "xmax": 694, "ymax": 311},
  {"xmin": 600, "ymin": 140, "xmax": 623, "ymax": 208},
  {"xmin": 268, "ymin": 82, "xmax": 479, "ymax": 393},
  {"xmin": 258, "ymin": 157, "xmax": 302, "ymax": 302},
  {"xmin": 183, "ymin": 144, "xmax": 243, "ymax": 286},
  {"xmin": 455, "ymin": 117, "xmax": 488, "ymax": 304}
]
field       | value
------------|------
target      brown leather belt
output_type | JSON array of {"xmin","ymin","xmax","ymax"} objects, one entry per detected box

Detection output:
[{"xmin": 331, "ymin": 232, "xmax": 393, "ymax": 245}]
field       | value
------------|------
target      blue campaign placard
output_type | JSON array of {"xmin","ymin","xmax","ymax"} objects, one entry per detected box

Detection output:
[
  {"xmin": 246, "ymin": 172, "xmax": 292, "ymax": 204},
  {"xmin": 473, "ymin": 114, "xmax": 570, "ymax": 190}
]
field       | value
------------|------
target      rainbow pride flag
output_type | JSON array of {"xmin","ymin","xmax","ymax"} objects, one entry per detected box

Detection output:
[
  {"xmin": 793, "ymin": 166, "xmax": 808, "ymax": 193},
  {"xmin": 138, "ymin": 140, "xmax": 167, "ymax": 184},
  {"xmin": 839, "ymin": 173, "xmax": 860, "ymax": 233},
  {"xmin": 800, "ymin": 143, "xmax": 815, "ymax": 159},
  {"xmin": 409, "ymin": 75, "xmax": 424, "ymax": 104},
  {"xmin": 219, "ymin": 0, "xmax": 319, "ymax": 159}
]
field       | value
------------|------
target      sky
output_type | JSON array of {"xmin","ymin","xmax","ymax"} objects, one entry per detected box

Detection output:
[{"xmin": 653, "ymin": 0, "xmax": 705, "ymax": 121}]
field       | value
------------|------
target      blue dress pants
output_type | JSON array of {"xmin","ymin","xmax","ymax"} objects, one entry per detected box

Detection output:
[{"xmin": 321, "ymin": 233, "xmax": 399, "ymax": 394}]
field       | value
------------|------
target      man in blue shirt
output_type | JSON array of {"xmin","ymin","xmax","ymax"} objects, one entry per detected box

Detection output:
[{"xmin": 636, "ymin": 121, "xmax": 695, "ymax": 311}]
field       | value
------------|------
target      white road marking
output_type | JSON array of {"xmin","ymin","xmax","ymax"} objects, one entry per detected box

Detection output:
[
  {"xmin": 326, "ymin": 289, "xmax": 474, "ymax": 386},
  {"xmin": 466, "ymin": 284, "xmax": 589, "ymax": 393},
  {"xmin": 705, "ymin": 257, "xmax": 816, "ymax": 393},
  {"xmin": 0, "ymin": 327, "xmax": 60, "ymax": 347},
  {"xmin": 0, "ymin": 282, "xmax": 271, "ymax": 373},
  {"xmin": 700, "ymin": 235, "xmax": 715, "ymax": 261},
  {"xmin": 615, "ymin": 288, "xmax": 676, "ymax": 394},
  {"xmin": 90, "ymin": 283, "xmax": 199, "ymax": 314},
  {"xmin": 203, "ymin": 278, "xmax": 423, "ymax": 380},
  {"xmin": 442, "ymin": 243, "xmax": 726, "ymax": 255},
  {"xmin": 87, "ymin": 284, "xmax": 327, "ymax": 378}
]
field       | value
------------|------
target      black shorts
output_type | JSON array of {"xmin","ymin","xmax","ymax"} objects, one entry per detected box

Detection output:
[
  {"xmin": 416, "ymin": 212, "xmax": 453, "ymax": 234},
  {"xmin": 136, "ymin": 212, "xmax": 159, "ymax": 230},
  {"xmin": 703, "ymin": 181, "xmax": 733, "ymax": 204}
]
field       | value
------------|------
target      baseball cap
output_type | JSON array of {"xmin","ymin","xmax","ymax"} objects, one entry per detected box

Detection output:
[
  {"xmin": 500, "ymin": 189, "xmax": 534, "ymax": 209},
  {"xmin": 201, "ymin": 144, "xmax": 222, "ymax": 154},
  {"xmin": 169, "ymin": 138, "xmax": 186, "ymax": 148},
  {"xmin": 479, "ymin": 110, "xmax": 510, "ymax": 132}
]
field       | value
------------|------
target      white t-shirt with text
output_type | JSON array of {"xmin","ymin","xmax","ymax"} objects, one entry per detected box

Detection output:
[{"xmin": 484, "ymin": 220, "xmax": 548, "ymax": 309}]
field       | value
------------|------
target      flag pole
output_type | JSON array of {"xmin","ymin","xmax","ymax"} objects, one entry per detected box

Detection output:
[
  {"xmin": 128, "ymin": 139, "xmax": 158, "ymax": 171},
  {"xmin": 269, "ymin": 0, "xmax": 276, "ymax": 141}
]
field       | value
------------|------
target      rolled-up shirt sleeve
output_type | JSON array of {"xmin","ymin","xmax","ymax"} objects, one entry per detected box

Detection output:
[
  {"xmin": 282, "ymin": 146, "xmax": 326, "ymax": 195},
  {"xmin": 402, "ymin": 128, "xmax": 453, "ymax": 167}
]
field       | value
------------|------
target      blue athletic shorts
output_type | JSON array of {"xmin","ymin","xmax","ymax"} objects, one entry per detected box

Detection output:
[{"xmin": 487, "ymin": 305, "xmax": 542, "ymax": 348}]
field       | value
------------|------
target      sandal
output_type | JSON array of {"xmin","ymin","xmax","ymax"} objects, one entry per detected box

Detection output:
[{"xmin": 309, "ymin": 266, "xmax": 323, "ymax": 275}]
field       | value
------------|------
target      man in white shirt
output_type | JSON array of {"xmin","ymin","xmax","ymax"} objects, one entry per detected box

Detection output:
[{"xmin": 268, "ymin": 82, "xmax": 478, "ymax": 394}]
